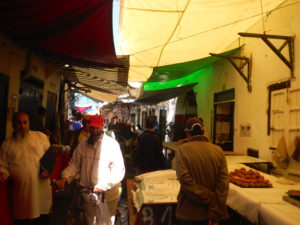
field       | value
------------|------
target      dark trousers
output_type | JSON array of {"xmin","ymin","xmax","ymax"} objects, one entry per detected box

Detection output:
[
  {"xmin": 177, "ymin": 218, "xmax": 208, "ymax": 225},
  {"xmin": 14, "ymin": 214, "xmax": 49, "ymax": 225}
]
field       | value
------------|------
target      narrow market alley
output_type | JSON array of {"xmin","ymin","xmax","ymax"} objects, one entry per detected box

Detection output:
[{"xmin": 1, "ymin": 1, "xmax": 300, "ymax": 225}]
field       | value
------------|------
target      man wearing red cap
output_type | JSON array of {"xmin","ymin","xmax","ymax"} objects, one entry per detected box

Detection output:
[
  {"xmin": 175, "ymin": 117, "xmax": 229, "ymax": 225},
  {"xmin": 58, "ymin": 115, "xmax": 125, "ymax": 225}
]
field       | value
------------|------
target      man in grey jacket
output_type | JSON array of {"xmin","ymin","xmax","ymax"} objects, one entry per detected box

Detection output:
[{"xmin": 175, "ymin": 117, "xmax": 229, "ymax": 225}]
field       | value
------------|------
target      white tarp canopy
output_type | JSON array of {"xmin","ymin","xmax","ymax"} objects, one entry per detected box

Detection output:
[{"xmin": 119, "ymin": 0, "xmax": 286, "ymax": 82}]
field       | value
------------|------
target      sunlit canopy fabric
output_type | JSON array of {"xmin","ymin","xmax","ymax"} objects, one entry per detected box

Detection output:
[
  {"xmin": 149, "ymin": 47, "xmax": 240, "ymax": 83},
  {"xmin": 134, "ymin": 83, "xmax": 196, "ymax": 105},
  {"xmin": 144, "ymin": 66, "xmax": 210, "ymax": 91},
  {"xmin": 119, "ymin": 0, "xmax": 285, "ymax": 82},
  {"xmin": 0, "ymin": 0, "xmax": 126, "ymax": 68},
  {"xmin": 76, "ymin": 105, "xmax": 92, "ymax": 113},
  {"xmin": 77, "ymin": 89, "xmax": 118, "ymax": 103},
  {"xmin": 131, "ymin": 47, "xmax": 237, "ymax": 102}
]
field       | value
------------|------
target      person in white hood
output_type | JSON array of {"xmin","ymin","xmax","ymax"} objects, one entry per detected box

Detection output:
[{"xmin": 58, "ymin": 115, "xmax": 125, "ymax": 225}]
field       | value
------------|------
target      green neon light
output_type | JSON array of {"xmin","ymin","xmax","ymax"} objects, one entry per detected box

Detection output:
[{"xmin": 144, "ymin": 67, "xmax": 211, "ymax": 91}]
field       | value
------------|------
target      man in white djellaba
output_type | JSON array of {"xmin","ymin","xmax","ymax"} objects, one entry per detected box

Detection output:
[
  {"xmin": 0, "ymin": 112, "xmax": 52, "ymax": 225},
  {"xmin": 58, "ymin": 115, "xmax": 125, "ymax": 225}
]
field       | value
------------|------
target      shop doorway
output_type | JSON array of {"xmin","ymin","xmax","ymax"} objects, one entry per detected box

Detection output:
[
  {"xmin": 213, "ymin": 89, "xmax": 235, "ymax": 151},
  {"xmin": 18, "ymin": 77, "xmax": 44, "ymax": 130},
  {"xmin": 141, "ymin": 111, "xmax": 147, "ymax": 129},
  {"xmin": 46, "ymin": 91, "xmax": 57, "ymax": 133},
  {"xmin": 159, "ymin": 109, "xmax": 167, "ymax": 141},
  {"xmin": 174, "ymin": 90, "xmax": 197, "ymax": 141},
  {"xmin": 130, "ymin": 113, "xmax": 136, "ymax": 125},
  {"xmin": 0, "ymin": 74, "xmax": 8, "ymax": 144}
]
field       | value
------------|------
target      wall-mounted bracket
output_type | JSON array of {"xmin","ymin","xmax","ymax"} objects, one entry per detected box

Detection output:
[
  {"xmin": 65, "ymin": 81, "xmax": 91, "ymax": 93},
  {"xmin": 210, "ymin": 53, "xmax": 252, "ymax": 92},
  {"xmin": 238, "ymin": 32, "xmax": 295, "ymax": 78}
]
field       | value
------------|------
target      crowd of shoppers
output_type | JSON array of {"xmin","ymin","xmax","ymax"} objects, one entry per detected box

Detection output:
[{"xmin": 0, "ymin": 109, "xmax": 229, "ymax": 225}]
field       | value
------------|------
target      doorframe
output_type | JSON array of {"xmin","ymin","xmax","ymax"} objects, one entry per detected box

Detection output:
[
  {"xmin": 213, "ymin": 89, "xmax": 235, "ymax": 151},
  {"xmin": 267, "ymin": 80, "xmax": 290, "ymax": 135},
  {"xmin": 0, "ymin": 73, "xmax": 9, "ymax": 143}
]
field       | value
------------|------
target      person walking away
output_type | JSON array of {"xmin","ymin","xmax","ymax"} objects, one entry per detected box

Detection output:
[
  {"xmin": 177, "ymin": 117, "xmax": 211, "ymax": 143},
  {"xmin": 35, "ymin": 106, "xmax": 58, "ymax": 144},
  {"xmin": 136, "ymin": 124, "xmax": 143, "ymax": 136},
  {"xmin": 0, "ymin": 112, "xmax": 52, "ymax": 225},
  {"xmin": 135, "ymin": 116, "xmax": 165, "ymax": 174},
  {"xmin": 175, "ymin": 117, "xmax": 229, "ymax": 225},
  {"xmin": 57, "ymin": 115, "xmax": 125, "ymax": 225},
  {"xmin": 69, "ymin": 114, "xmax": 91, "ymax": 156}
]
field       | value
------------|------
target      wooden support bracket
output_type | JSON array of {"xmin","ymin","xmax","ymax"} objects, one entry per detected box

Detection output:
[
  {"xmin": 65, "ymin": 81, "xmax": 91, "ymax": 93},
  {"xmin": 239, "ymin": 32, "xmax": 295, "ymax": 78},
  {"xmin": 210, "ymin": 53, "xmax": 252, "ymax": 92}
]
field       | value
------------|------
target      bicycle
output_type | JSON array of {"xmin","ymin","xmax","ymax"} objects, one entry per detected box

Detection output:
[
  {"xmin": 52, "ymin": 179, "xmax": 110, "ymax": 225},
  {"xmin": 52, "ymin": 179, "xmax": 86, "ymax": 225}
]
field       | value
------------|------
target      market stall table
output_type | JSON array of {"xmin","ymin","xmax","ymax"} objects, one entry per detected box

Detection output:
[
  {"xmin": 162, "ymin": 142, "xmax": 183, "ymax": 151},
  {"xmin": 226, "ymin": 155, "xmax": 300, "ymax": 225},
  {"xmin": 258, "ymin": 202, "xmax": 300, "ymax": 225},
  {"xmin": 128, "ymin": 155, "xmax": 300, "ymax": 225},
  {"xmin": 127, "ymin": 179, "xmax": 177, "ymax": 225},
  {"xmin": 127, "ymin": 179, "xmax": 137, "ymax": 225}
]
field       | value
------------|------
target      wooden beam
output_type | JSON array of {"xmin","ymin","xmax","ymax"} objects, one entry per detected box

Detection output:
[
  {"xmin": 210, "ymin": 53, "xmax": 252, "ymax": 92},
  {"xmin": 238, "ymin": 32, "xmax": 294, "ymax": 78}
]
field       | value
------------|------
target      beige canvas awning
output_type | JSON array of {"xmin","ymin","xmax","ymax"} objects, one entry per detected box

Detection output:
[
  {"xmin": 61, "ymin": 64, "xmax": 129, "ymax": 100},
  {"xmin": 119, "ymin": 0, "xmax": 286, "ymax": 82},
  {"xmin": 77, "ymin": 89, "xmax": 118, "ymax": 103}
]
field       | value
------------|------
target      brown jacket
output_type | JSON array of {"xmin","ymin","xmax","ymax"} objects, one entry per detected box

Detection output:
[{"xmin": 175, "ymin": 135, "xmax": 229, "ymax": 222}]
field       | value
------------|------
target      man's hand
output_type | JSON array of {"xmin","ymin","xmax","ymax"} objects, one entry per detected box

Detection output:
[
  {"xmin": 0, "ymin": 172, "xmax": 8, "ymax": 183},
  {"xmin": 40, "ymin": 171, "xmax": 49, "ymax": 179},
  {"xmin": 56, "ymin": 177, "xmax": 70, "ymax": 189},
  {"xmin": 93, "ymin": 185, "xmax": 104, "ymax": 193}
]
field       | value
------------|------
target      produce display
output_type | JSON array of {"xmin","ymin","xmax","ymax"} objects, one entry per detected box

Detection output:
[{"xmin": 229, "ymin": 167, "xmax": 272, "ymax": 188}]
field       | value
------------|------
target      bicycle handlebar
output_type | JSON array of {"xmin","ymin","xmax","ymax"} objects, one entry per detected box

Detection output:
[{"xmin": 51, "ymin": 179, "xmax": 98, "ymax": 194}]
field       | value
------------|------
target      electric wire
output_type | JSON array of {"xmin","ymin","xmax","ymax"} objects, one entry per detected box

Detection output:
[
  {"xmin": 155, "ymin": 0, "xmax": 191, "ymax": 67},
  {"xmin": 215, "ymin": 0, "xmax": 256, "ymax": 51},
  {"xmin": 260, "ymin": 0, "xmax": 266, "ymax": 33},
  {"xmin": 127, "ymin": 1, "xmax": 300, "ymax": 57}
]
